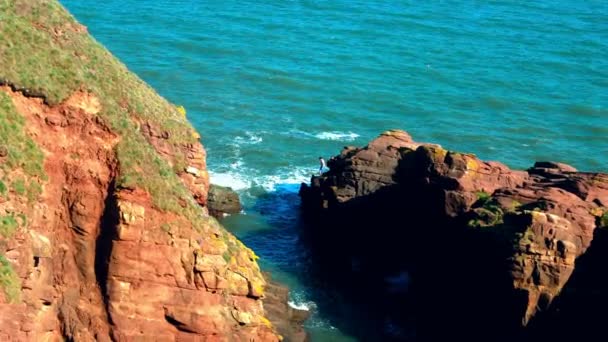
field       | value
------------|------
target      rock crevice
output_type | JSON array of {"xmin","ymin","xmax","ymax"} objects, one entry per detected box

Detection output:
[{"xmin": 0, "ymin": 87, "xmax": 285, "ymax": 341}]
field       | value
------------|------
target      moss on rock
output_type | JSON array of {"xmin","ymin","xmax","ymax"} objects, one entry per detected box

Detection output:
[{"xmin": 0, "ymin": 214, "xmax": 18, "ymax": 238}]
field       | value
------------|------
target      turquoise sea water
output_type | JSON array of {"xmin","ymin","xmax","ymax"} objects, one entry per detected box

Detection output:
[{"xmin": 61, "ymin": 1, "xmax": 607, "ymax": 340}]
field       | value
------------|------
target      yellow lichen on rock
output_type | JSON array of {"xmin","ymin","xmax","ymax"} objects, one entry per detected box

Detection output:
[
  {"xmin": 465, "ymin": 156, "xmax": 479, "ymax": 172},
  {"xmin": 176, "ymin": 105, "xmax": 187, "ymax": 117}
]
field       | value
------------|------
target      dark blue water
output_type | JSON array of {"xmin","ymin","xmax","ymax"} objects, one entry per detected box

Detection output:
[{"xmin": 60, "ymin": 1, "xmax": 608, "ymax": 340}]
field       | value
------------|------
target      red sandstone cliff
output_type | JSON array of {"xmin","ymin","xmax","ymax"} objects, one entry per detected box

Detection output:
[
  {"xmin": 0, "ymin": 78, "xmax": 279, "ymax": 342},
  {"xmin": 0, "ymin": 1, "xmax": 290, "ymax": 341}
]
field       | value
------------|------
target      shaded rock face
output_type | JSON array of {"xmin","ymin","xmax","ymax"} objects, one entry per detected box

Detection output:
[
  {"xmin": 0, "ymin": 90, "xmax": 282, "ymax": 340},
  {"xmin": 207, "ymin": 184, "xmax": 243, "ymax": 218},
  {"xmin": 300, "ymin": 130, "xmax": 608, "ymax": 341}
]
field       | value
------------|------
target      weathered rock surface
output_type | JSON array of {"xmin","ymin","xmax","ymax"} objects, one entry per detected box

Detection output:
[
  {"xmin": 0, "ymin": 87, "xmax": 283, "ymax": 341},
  {"xmin": 0, "ymin": 2, "xmax": 302, "ymax": 340},
  {"xmin": 300, "ymin": 129, "xmax": 608, "ymax": 341},
  {"xmin": 262, "ymin": 273, "xmax": 310, "ymax": 342},
  {"xmin": 141, "ymin": 120, "xmax": 211, "ymax": 208},
  {"xmin": 207, "ymin": 184, "xmax": 243, "ymax": 218}
]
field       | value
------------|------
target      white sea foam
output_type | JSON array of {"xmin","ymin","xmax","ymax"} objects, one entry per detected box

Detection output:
[
  {"xmin": 288, "ymin": 295, "xmax": 339, "ymax": 331},
  {"xmin": 208, "ymin": 171, "xmax": 251, "ymax": 191},
  {"xmin": 283, "ymin": 129, "xmax": 315, "ymax": 139},
  {"xmin": 288, "ymin": 290, "xmax": 317, "ymax": 312},
  {"xmin": 257, "ymin": 167, "xmax": 312, "ymax": 191},
  {"xmin": 234, "ymin": 131, "xmax": 263, "ymax": 145},
  {"xmin": 315, "ymin": 131, "xmax": 360, "ymax": 141},
  {"xmin": 230, "ymin": 159, "xmax": 244, "ymax": 169},
  {"xmin": 288, "ymin": 300, "xmax": 313, "ymax": 311},
  {"xmin": 210, "ymin": 165, "xmax": 312, "ymax": 194}
]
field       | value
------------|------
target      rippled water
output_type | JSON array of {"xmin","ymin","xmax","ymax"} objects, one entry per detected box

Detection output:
[{"xmin": 61, "ymin": 1, "xmax": 607, "ymax": 340}]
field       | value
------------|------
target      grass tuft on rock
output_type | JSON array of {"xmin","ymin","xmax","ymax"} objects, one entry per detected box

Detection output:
[
  {"xmin": 0, "ymin": 214, "xmax": 19, "ymax": 238},
  {"xmin": 0, "ymin": 255, "xmax": 21, "ymax": 303},
  {"xmin": 0, "ymin": 92, "xmax": 45, "ymax": 179}
]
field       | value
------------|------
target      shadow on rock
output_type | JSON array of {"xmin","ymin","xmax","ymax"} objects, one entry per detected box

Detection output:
[{"xmin": 251, "ymin": 185, "xmax": 416, "ymax": 341}]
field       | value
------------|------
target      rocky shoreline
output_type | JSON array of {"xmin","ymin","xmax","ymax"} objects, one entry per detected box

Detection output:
[
  {"xmin": 300, "ymin": 130, "xmax": 607, "ymax": 341},
  {"xmin": 207, "ymin": 187, "xmax": 311, "ymax": 341}
]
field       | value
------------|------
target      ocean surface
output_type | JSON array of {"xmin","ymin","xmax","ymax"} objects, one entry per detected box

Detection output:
[{"xmin": 61, "ymin": 0, "xmax": 607, "ymax": 340}]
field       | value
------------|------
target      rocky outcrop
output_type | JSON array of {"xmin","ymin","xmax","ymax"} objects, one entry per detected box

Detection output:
[
  {"xmin": 0, "ymin": 86, "xmax": 277, "ymax": 341},
  {"xmin": 0, "ymin": 2, "xmax": 291, "ymax": 341},
  {"xmin": 207, "ymin": 185, "xmax": 242, "ymax": 218},
  {"xmin": 106, "ymin": 189, "xmax": 275, "ymax": 341},
  {"xmin": 301, "ymin": 129, "xmax": 527, "ymax": 215},
  {"xmin": 300, "ymin": 130, "xmax": 608, "ymax": 341}
]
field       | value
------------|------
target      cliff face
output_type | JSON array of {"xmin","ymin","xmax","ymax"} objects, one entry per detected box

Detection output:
[
  {"xmin": 0, "ymin": 1, "xmax": 280, "ymax": 341},
  {"xmin": 300, "ymin": 130, "xmax": 608, "ymax": 341}
]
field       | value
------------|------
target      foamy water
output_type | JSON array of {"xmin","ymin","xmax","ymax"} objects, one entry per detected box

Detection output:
[
  {"xmin": 210, "ymin": 166, "xmax": 311, "ymax": 193},
  {"xmin": 234, "ymin": 131, "xmax": 263, "ymax": 145},
  {"xmin": 208, "ymin": 172, "xmax": 251, "ymax": 191},
  {"xmin": 315, "ymin": 131, "xmax": 360, "ymax": 142}
]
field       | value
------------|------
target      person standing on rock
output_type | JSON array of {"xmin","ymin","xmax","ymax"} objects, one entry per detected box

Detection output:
[{"xmin": 319, "ymin": 157, "xmax": 327, "ymax": 175}]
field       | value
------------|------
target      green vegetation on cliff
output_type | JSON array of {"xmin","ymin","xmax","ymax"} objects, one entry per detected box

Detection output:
[
  {"xmin": 0, "ymin": 92, "xmax": 46, "ymax": 199},
  {"xmin": 0, "ymin": 0, "xmax": 204, "ymax": 222},
  {"xmin": 0, "ymin": 92, "xmax": 45, "ymax": 178},
  {"xmin": 475, "ymin": 191, "xmax": 491, "ymax": 204},
  {"xmin": 0, "ymin": 255, "xmax": 20, "ymax": 303},
  {"xmin": 601, "ymin": 211, "xmax": 608, "ymax": 228},
  {"xmin": 0, "ymin": 214, "xmax": 18, "ymax": 238},
  {"xmin": 0, "ymin": 90, "xmax": 42, "ymax": 253}
]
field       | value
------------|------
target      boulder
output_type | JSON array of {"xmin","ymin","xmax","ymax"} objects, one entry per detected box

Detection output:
[{"xmin": 207, "ymin": 184, "xmax": 242, "ymax": 218}]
